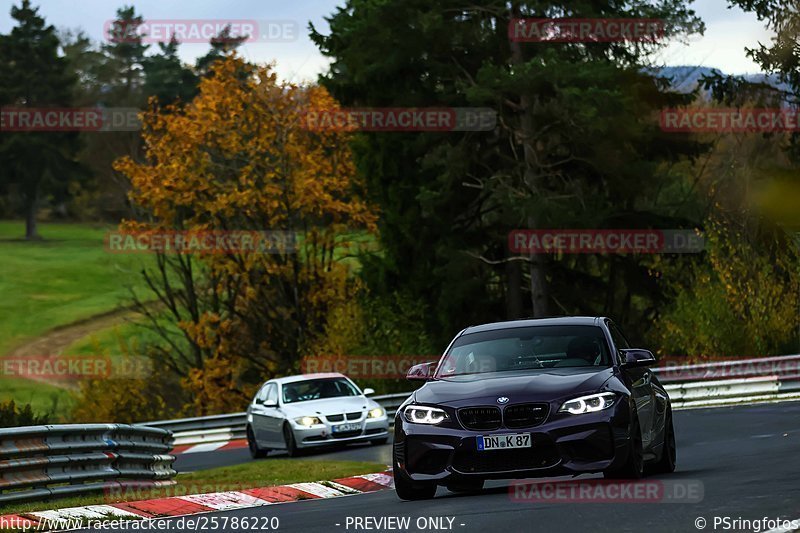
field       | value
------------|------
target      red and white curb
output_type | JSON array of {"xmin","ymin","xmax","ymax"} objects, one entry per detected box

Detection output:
[
  {"xmin": 171, "ymin": 439, "xmax": 248, "ymax": 455},
  {"xmin": 0, "ymin": 472, "xmax": 394, "ymax": 530}
]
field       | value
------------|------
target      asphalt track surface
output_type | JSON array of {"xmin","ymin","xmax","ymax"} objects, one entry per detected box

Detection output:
[{"xmin": 89, "ymin": 402, "xmax": 800, "ymax": 533}]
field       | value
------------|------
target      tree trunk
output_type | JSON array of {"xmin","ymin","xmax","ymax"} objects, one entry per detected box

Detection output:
[
  {"xmin": 605, "ymin": 256, "xmax": 617, "ymax": 316},
  {"xmin": 506, "ymin": 258, "xmax": 523, "ymax": 319},
  {"xmin": 25, "ymin": 194, "xmax": 40, "ymax": 241},
  {"xmin": 510, "ymin": 4, "xmax": 549, "ymax": 317},
  {"xmin": 528, "ymin": 241, "xmax": 550, "ymax": 316}
]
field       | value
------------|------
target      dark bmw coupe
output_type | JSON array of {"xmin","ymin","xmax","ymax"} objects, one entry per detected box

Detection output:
[{"xmin": 393, "ymin": 317, "xmax": 675, "ymax": 500}]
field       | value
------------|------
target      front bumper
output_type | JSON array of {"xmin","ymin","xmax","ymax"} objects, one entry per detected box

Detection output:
[
  {"xmin": 292, "ymin": 416, "xmax": 389, "ymax": 449},
  {"xmin": 395, "ymin": 401, "xmax": 631, "ymax": 482}
]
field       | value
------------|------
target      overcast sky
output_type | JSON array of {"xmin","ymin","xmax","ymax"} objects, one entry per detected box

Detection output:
[{"xmin": 0, "ymin": 0, "xmax": 776, "ymax": 82}]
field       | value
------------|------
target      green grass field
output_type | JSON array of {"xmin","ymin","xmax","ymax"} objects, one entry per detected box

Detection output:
[
  {"xmin": 0, "ymin": 222, "xmax": 153, "ymax": 355},
  {"xmin": 1, "ymin": 458, "xmax": 386, "ymax": 516},
  {"xmin": 0, "ymin": 222, "xmax": 377, "ymax": 419},
  {"xmin": 0, "ymin": 223, "xmax": 376, "ymax": 358},
  {"xmin": 64, "ymin": 319, "xmax": 168, "ymax": 357},
  {"xmin": 0, "ymin": 221, "xmax": 154, "ymax": 417}
]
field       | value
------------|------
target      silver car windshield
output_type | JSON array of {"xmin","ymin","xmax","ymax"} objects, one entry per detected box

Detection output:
[
  {"xmin": 282, "ymin": 378, "xmax": 360, "ymax": 404},
  {"xmin": 437, "ymin": 325, "xmax": 612, "ymax": 378}
]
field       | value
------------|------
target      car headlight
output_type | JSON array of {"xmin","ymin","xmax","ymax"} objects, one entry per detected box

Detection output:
[
  {"xmin": 295, "ymin": 416, "xmax": 322, "ymax": 426},
  {"xmin": 403, "ymin": 405, "xmax": 449, "ymax": 425},
  {"xmin": 558, "ymin": 392, "xmax": 616, "ymax": 415},
  {"xmin": 368, "ymin": 407, "xmax": 385, "ymax": 419}
]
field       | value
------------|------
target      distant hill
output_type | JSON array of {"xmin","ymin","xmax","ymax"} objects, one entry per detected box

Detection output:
[{"xmin": 649, "ymin": 65, "xmax": 792, "ymax": 96}]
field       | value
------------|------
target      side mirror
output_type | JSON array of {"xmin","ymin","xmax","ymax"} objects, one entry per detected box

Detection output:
[
  {"xmin": 406, "ymin": 362, "xmax": 436, "ymax": 381},
  {"xmin": 362, "ymin": 388, "xmax": 375, "ymax": 396},
  {"xmin": 620, "ymin": 349, "xmax": 656, "ymax": 368},
  {"xmin": 255, "ymin": 397, "xmax": 277, "ymax": 407}
]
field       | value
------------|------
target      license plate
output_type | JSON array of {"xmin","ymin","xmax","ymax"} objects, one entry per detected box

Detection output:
[
  {"xmin": 477, "ymin": 433, "xmax": 531, "ymax": 451},
  {"xmin": 332, "ymin": 423, "xmax": 360, "ymax": 433}
]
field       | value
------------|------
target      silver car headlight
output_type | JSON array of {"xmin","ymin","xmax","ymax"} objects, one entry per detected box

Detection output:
[
  {"xmin": 403, "ymin": 405, "xmax": 448, "ymax": 425},
  {"xmin": 368, "ymin": 407, "xmax": 385, "ymax": 419},
  {"xmin": 294, "ymin": 416, "xmax": 322, "ymax": 427},
  {"xmin": 558, "ymin": 392, "xmax": 616, "ymax": 415}
]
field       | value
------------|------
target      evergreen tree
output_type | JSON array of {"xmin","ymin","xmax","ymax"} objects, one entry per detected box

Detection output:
[
  {"xmin": 312, "ymin": 0, "xmax": 706, "ymax": 343},
  {"xmin": 99, "ymin": 5, "xmax": 149, "ymax": 106},
  {"xmin": 142, "ymin": 37, "xmax": 199, "ymax": 106},
  {"xmin": 0, "ymin": 0, "xmax": 83, "ymax": 239},
  {"xmin": 195, "ymin": 25, "xmax": 248, "ymax": 76}
]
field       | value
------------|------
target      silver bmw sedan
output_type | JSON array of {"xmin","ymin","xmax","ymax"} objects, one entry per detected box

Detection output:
[{"xmin": 246, "ymin": 372, "xmax": 390, "ymax": 457}]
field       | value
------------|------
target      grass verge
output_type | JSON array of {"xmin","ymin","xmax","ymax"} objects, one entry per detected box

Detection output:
[{"xmin": 2, "ymin": 458, "xmax": 387, "ymax": 516}]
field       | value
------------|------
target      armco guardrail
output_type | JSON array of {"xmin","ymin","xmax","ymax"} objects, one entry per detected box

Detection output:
[
  {"xmin": 144, "ymin": 413, "xmax": 247, "ymax": 435},
  {"xmin": 145, "ymin": 413, "xmax": 249, "ymax": 446},
  {"xmin": 0, "ymin": 424, "xmax": 176, "ymax": 504},
  {"xmin": 149, "ymin": 356, "xmax": 800, "ymax": 447},
  {"xmin": 654, "ymin": 354, "xmax": 800, "ymax": 383},
  {"xmin": 664, "ymin": 375, "xmax": 800, "ymax": 408},
  {"xmin": 655, "ymin": 354, "xmax": 800, "ymax": 407}
]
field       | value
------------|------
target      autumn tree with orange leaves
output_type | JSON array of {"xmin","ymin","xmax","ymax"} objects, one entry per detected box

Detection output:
[{"xmin": 112, "ymin": 56, "xmax": 376, "ymax": 414}]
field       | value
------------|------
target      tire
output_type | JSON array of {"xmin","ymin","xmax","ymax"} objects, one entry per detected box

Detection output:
[
  {"xmin": 446, "ymin": 479, "xmax": 484, "ymax": 494},
  {"xmin": 283, "ymin": 423, "xmax": 302, "ymax": 457},
  {"xmin": 394, "ymin": 469, "xmax": 437, "ymax": 500},
  {"xmin": 247, "ymin": 427, "xmax": 268, "ymax": 459},
  {"xmin": 371, "ymin": 437, "xmax": 389, "ymax": 445},
  {"xmin": 604, "ymin": 414, "xmax": 644, "ymax": 479},
  {"xmin": 393, "ymin": 446, "xmax": 437, "ymax": 500},
  {"xmin": 650, "ymin": 408, "xmax": 676, "ymax": 474}
]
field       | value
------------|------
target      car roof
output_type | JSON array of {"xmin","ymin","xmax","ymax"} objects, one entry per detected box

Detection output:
[
  {"xmin": 461, "ymin": 316, "xmax": 606, "ymax": 335},
  {"xmin": 269, "ymin": 372, "xmax": 348, "ymax": 385}
]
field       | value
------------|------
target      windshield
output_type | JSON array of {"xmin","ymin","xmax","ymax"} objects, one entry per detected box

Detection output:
[
  {"xmin": 281, "ymin": 378, "xmax": 360, "ymax": 404},
  {"xmin": 436, "ymin": 325, "xmax": 611, "ymax": 378}
]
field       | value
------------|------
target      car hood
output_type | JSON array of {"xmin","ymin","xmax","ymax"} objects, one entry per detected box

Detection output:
[
  {"xmin": 280, "ymin": 396, "xmax": 376, "ymax": 417},
  {"xmin": 414, "ymin": 367, "xmax": 615, "ymax": 408}
]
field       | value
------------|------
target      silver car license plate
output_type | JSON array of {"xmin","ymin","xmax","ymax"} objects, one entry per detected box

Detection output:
[{"xmin": 332, "ymin": 422, "xmax": 360, "ymax": 433}]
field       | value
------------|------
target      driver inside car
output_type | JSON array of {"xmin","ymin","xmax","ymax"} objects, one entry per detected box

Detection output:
[{"xmin": 555, "ymin": 336, "xmax": 603, "ymax": 367}]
